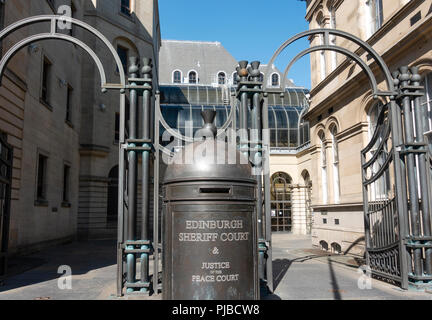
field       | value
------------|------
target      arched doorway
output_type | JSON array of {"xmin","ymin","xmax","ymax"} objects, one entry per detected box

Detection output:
[
  {"xmin": 271, "ymin": 172, "xmax": 292, "ymax": 232},
  {"xmin": 107, "ymin": 166, "xmax": 118, "ymax": 227}
]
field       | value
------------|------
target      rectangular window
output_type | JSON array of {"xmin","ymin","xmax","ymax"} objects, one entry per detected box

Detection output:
[
  {"xmin": 319, "ymin": 34, "xmax": 326, "ymax": 81},
  {"xmin": 421, "ymin": 73, "xmax": 432, "ymax": 132},
  {"xmin": 115, "ymin": 112, "xmax": 120, "ymax": 142},
  {"xmin": 323, "ymin": 218, "xmax": 327, "ymax": 224},
  {"xmin": 36, "ymin": 154, "xmax": 48, "ymax": 201},
  {"xmin": 121, "ymin": 0, "xmax": 132, "ymax": 16},
  {"xmin": 63, "ymin": 165, "xmax": 70, "ymax": 203},
  {"xmin": 66, "ymin": 85, "xmax": 73, "ymax": 123},
  {"xmin": 335, "ymin": 219, "xmax": 340, "ymax": 225},
  {"xmin": 41, "ymin": 57, "xmax": 52, "ymax": 104},
  {"xmin": 366, "ymin": 0, "xmax": 384, "ymax": 37},
  {"xmin": 70, "ymin": 2, "xmax": 76, "ymax": 36},
  {"xmin": 117, "ymin": 45, "xmax": 129, "ymax": 73}
]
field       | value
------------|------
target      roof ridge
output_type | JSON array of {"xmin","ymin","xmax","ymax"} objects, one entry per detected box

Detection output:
[{"xmin": 162, "ymin": 39, "xmax": 221, "ymax": 45}]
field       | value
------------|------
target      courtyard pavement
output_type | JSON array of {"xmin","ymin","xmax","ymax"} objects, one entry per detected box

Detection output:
[{"xmin": 0, "ymin": 234, "xmax": 431, "ymax": 300}]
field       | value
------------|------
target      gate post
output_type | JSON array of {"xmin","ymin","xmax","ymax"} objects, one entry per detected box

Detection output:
[{"xmin": 411, "ymin": 67, "xmax": 432, "ymax": 276}]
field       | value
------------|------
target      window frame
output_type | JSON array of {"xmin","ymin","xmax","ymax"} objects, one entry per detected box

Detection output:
[
  {"xmin": 120, "ymin": 0, "xmax": 132, "ymax": 16},
  {"xmin": 232, "ymin": 72, "xmax": 238, "ymax": 85},
  {"xmin": 35, "ymin": 151, "xmax": 49, "ymax": 206},
  {"xmin": 217, "ymin": 71, "xmax": 226, "ymax": 85},
  {"xmin": 66, "ymin": 84, "xmax": 73, "ymax": 125},
  {"xmin": 330, "ymin": 125, "xmax": 340, "ymax": 204},
  {"xmin": 114, "ymin": 112, "xmax": 120, "ymax": 143},
  {"xmin": 69, "ymin": 1, "xmax": 77, "ymax": 37},
  {"xmin": 319, "ymin": 131, "xmax": 328, "ymax": 204},
  {"xmin": 366, "ymin": 0, "xmax": 384, "ymax": 38},
  {"xmin": 421, "ymin": 72, "xmax": 432, "ymax": 133},
  {"xmin": 188, "ymin": 70, "xmax": 198, "ymax": 84},
  {"xmin": 116, "ymin": 44, "xmax": 129, "ymax": 74},
  {"xmin": 271, "ymin": 73, "xmax": 280, "ymax": 87},
  {"xmin": 40, "ymin": 55, "xmax": 52, "ymax": 108},
  {"xmin": 62, "ymin": 163, "xmax": 71, "ymax": 207},
  {"xmin": 172, "ymin": 70, "xmax": 182, "ymax": 84}
]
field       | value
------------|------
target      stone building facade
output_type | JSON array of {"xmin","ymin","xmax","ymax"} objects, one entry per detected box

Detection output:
[
  {"xmin": 77, "ymin": 0, "xmax": 161, "ymax": 239},
  {"xmin": 303, "ymin": 0, "xmax": 432, "ymax": 255},
  {"xmin": 0, "ymin": 0, "xmax": 160, "ymax": 255},
  {"xmin": 159, "ymin": 40, "xmax": 313, "ymax": 235}
]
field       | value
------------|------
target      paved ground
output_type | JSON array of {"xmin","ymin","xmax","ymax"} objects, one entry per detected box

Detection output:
[
  {"xmin": 268, "ymin": 234, "xmax": 432, "ymax": 300},
  {"xmin": 0, "ymin": 234, "xmax": 431, "ymax": 300}
]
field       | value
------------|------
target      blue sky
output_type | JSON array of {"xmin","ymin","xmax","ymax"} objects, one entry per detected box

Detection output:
[{"xmin": 158, "ymin": 0, "xmax": 311, "ymax": 89}]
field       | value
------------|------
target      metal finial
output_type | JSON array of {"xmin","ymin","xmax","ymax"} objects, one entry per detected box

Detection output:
[
  {"xmin": 141, "ymin": 57, "xmax": 152, "ymax": 79},
  {"xmin": 128, "ymin": 56, "xmax": 139, "ymax": 77},
  {"xmin": 200, "ymin": 109, "xmax": 217, "ymax": 138}
]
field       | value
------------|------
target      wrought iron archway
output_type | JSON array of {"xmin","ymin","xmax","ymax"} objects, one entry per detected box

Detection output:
[
  {"xmin": 264, "ymin": 29, "xmax": 431, "ymax": 290},
  {"xmin": 0, "ymin": 15, "xmax": 130, "ymax": 296},
  {"xmin": 0, "ymin": 12, "xmax": 430, "ymax": 297}
]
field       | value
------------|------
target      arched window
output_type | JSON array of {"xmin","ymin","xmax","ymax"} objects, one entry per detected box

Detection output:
[
  {"xmin": 318, "ymin": 131, "xmax": 328, "ymax": 204},
  {"xmin": 259, "ymin": 73, "xmax": 264, "ymax": 83},
  {"xmin": 330, "ymin": 125, "xmax": 340, "ymax": 204},
  {"xmin": 271, "ymin": 73, "xmax": 280, "ymax": 87},
  {"xmin": 218, "ymin": 72, "xmax": 226, "ymax": 85},
  {"xmin": 188, "ymin": 71, "xmax": 197, "ymax": 84},
  {"xmin": 232, "ymin": 72, "xmax": 238, "ymax": 85},
  {"xmin": 173, "ymin": 70, "xmax": 182, "ymax": 84},
  {"xmin": 420, "ymin": 72, "xmax": 432, "ymax": 132},
  {"xmin": 271, "ymin": 172, "xmax": 292, "ymax": 232}
]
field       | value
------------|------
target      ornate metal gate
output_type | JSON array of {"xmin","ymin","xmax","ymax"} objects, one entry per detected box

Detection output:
[
  {"xmin": 0, "ymin": 134, "xmax": 12, "ymax": 284},
  {"xmin": 266, "ymin": 29, "xmax": 432, "ymax": 290},
  {"xmin": 361, "ymin": 67, "xmax": 432, "ymax": 289},
  {"xmin": 361, "ymin": 102, "xmax": 402, "ymax": 283}
]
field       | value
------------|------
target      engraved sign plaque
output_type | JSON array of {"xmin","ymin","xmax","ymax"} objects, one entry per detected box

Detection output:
[{"xmin": 169, "ymin": 209, "xmax": 256, "ymax": 300}]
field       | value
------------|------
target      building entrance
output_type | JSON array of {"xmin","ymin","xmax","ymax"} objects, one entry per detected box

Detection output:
[{"xmin": 271, "ymin": 172, "xmax": 292, "ymax": 232}]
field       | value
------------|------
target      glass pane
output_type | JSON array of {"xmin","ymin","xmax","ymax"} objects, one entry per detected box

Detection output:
[
  {"xmin": 270, "ymin": 129, "xmax": 277, "ymax": 148},
  {"xmin": 277, "ymin": 129, "xmax": 289, "ymax": 148}
]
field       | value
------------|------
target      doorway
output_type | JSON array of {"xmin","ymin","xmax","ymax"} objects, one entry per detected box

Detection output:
[{"xmin": 271, "ymin": 172, "xmax": 292, "ymax": 232}]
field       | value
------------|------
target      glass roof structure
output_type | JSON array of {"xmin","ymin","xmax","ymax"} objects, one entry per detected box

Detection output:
[{"xmin": 159, "ymin": 85, "xmax": 310, "ymax": 151}]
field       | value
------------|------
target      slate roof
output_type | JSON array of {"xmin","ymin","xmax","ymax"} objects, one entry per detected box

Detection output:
[{"xmin": 159, "ymin": 40, "xmax": 295, "ymax": 87}]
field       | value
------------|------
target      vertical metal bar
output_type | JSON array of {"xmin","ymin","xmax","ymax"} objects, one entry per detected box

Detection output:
[
  {"xmin": 361, "ymin": 150, "xmax": 372, "ymax": 268},
  {"xmin": 390, "ymin": 94, "xmax": 410, "ymax": 289},
  {"xmin": 399, "ymin": 66, "xmax": 422, "ymax": 277},
  {"xmin": 262, "ymin": 94, "xmax": 274, "ymax": 292},
  {"xmin": 117, "ymin": 92, "xmax": 126, "ymax": 296},
  {"xmin": 126, "ymin": 57, "xmax": 139, "ymax": 292},
  {"xmin": 153, "ymin": 92, "xmax": 161, "ymax": 294},
  {"xmin": 250, "ymin": 61, "xmax": 265, "ymax": 283},
  {"xmin": 238, "ymin": 61, "xmax": 249, "ymax": 159},
  {"xmin": 140, "ymin": 58, "xmax": 152, "ymax": 292},
  {"xmin": 411, "ymin": 67, "xmax": 432, "ymax": 275}
]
